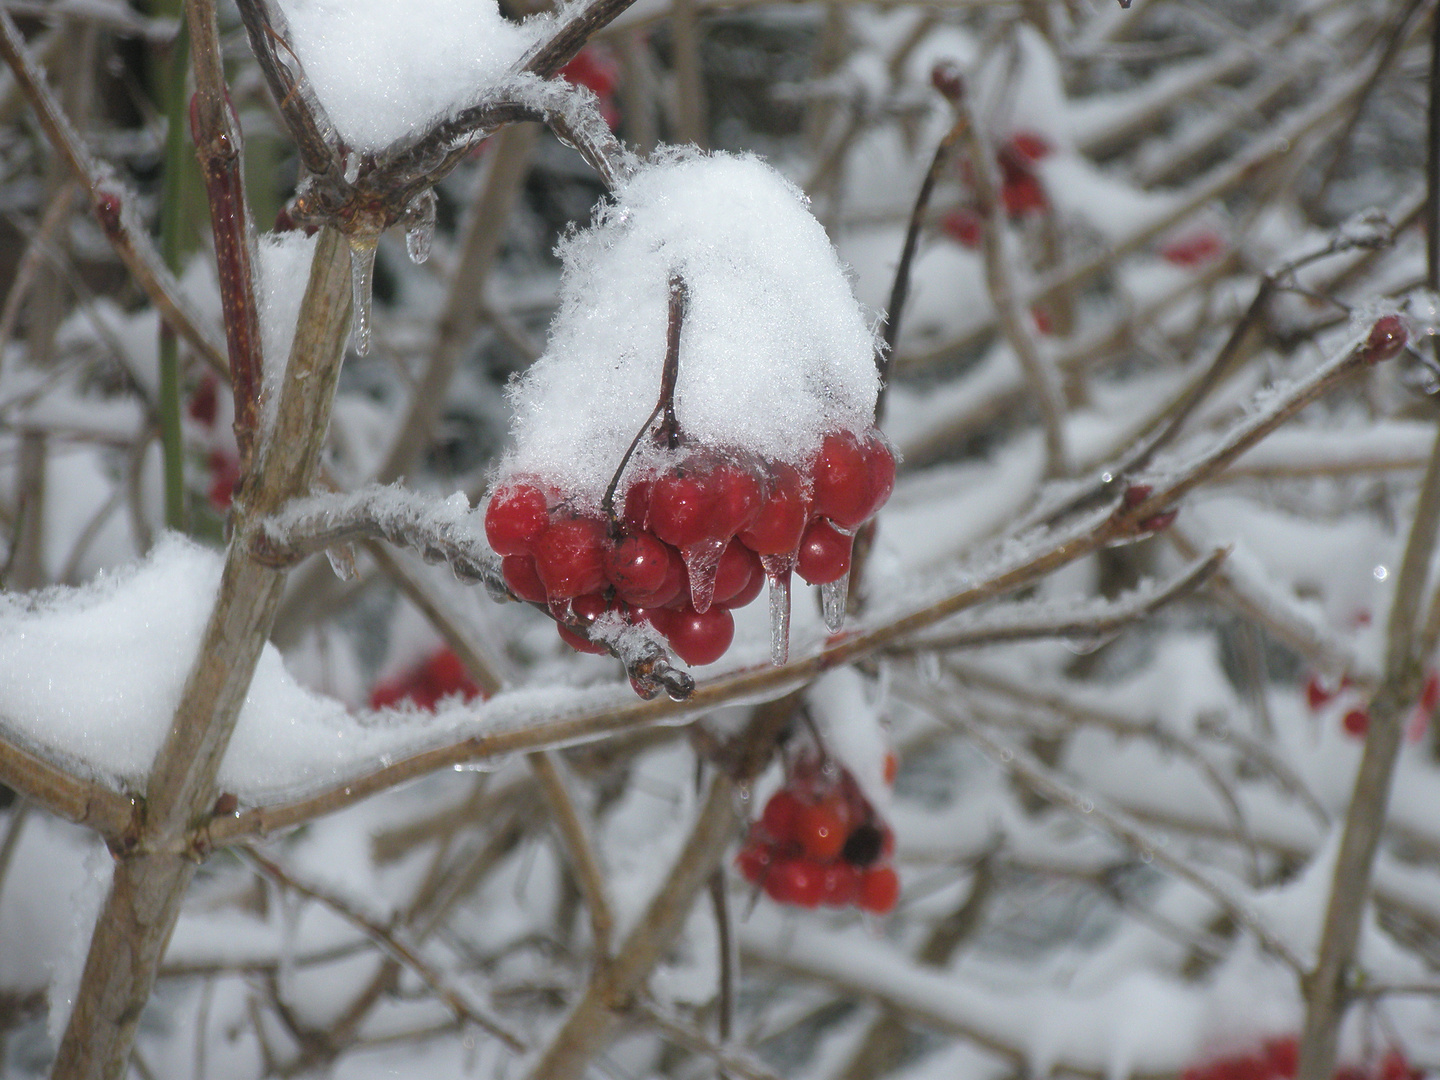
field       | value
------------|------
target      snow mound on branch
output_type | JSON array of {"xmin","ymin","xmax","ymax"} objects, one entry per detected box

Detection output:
[
  {"xmin": 276, "ymin": 0, "xmax": 544, "ymax": 151},
  {"xmin": 0, "ymin": 537, "xmax": 609, "ymax": 802},
  {"xmin": 499, "ymin": 150, "xmax": 881, "ymax": 509}
]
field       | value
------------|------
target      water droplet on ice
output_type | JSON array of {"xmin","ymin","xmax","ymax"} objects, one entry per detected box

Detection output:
[
  {"xmin": 760, "ymin": 556, "xmax": 793, "ymax": 666},
  {"xmin": 348, "ymin": 235, "xmax": 379, "ymax": 356},
  {"xmin": 684, "ymin": 538, "xmax": 726, "ymax": 614},
  {"xmin": 403, "ymin": 189, "xmax": 436, "ymax": 265},
  {"xmin": 821, "ymin": 570, "xmax": 849, "ymax": 633}
]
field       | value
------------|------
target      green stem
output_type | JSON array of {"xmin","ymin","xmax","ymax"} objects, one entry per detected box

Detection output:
[{"xmin": 157, "ymin": 14, "xmax": 191, "ymax": 532}]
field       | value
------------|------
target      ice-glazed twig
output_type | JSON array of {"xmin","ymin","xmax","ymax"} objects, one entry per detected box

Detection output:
[
  {"xmin": 952, "ymin": 83, "xmax": 1069, "ymax": 479},
  {"xmin": 0, "ymin": 10, "xmax": 229, "ymax": 376},
  {"xmin": 1296, "ymin": 419, "xmax": 1440, "ymax": 1080},
  {"xmin": 236, "ymin": 845, "xmax": 527, "ymax": 1052},
  {"xmin": 917, "ymin": 687, "xmax": 1306, "ymax": 971},
  {"xmin": 637, "ymin": 1000, "xmax": 786, "ymax": 1080},
  {"xmin": 887, "ymin": 548, "xmax": 1226, "ymax": 653},
  {"xmin": 252, "ymin": 484, "xmax": 508, "ymax": 594}
]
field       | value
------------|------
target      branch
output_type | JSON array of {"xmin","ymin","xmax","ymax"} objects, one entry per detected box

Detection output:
[
  {"xmin": 237, "ymin": 845, "xmax": 527, "ymax": 1052},
  {"xmin": 0, "ymin": 9, "xmax": 228, "ymax": 376}
]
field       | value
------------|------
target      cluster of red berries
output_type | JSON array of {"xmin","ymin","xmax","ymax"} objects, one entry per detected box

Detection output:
[
  {"xmin": 370, "ymin": 647, "xmax": 482, "ymax": 711},
  {"xmin": 735, "ymin": 751, "xmax": 900, "ymax": 913},
  {"xmin": 484, "ymin": 427, "xmax": 895, "ymax": 668},
  {"xmin": 942, "ymin": 129, "xmax": 1052, "ymax": 249},
  {"xmin": 1182, "ymin": 1037, "xmax": 1420, "ymax": 1080},
  {"xmin": 1159, "ymin": 229, "xmax": 1226, "ymax": 268},
  {"xmin": 1306, "ymin": 670, "xmax": 1438, "ymax": 742}
]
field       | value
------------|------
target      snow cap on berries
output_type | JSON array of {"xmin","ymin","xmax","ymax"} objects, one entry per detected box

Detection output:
[{"xmin": 500, "ymin": 149, "xmax": 881, "ymax": 512}]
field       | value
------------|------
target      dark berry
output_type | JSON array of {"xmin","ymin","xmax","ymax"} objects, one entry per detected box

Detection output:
[{"xmin": 841, "ymin": 822, "xmax": 885, "ymax": 867}]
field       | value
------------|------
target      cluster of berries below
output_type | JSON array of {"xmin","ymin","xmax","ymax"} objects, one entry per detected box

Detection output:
[
  {"xmin": 1305, "ymin": 668, "xmax": 1439, "ymax": 742},
  {"xmin": 370, "ymin": 647, "xmax": 482, "ymax": 711},
  {"xmin": 735, "ymin": 751, "xmax": 900, "ymax": 913},
  {"xmin": 1181, "ymin": 1037, "xmax": 1420, "ymax": 1080},
  {"xmin": 484, "ymin": 427, "xmax": 895, "ymax": 668}
]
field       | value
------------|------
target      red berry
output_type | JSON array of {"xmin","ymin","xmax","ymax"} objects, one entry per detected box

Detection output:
[
  {"xmin": 708, "ymin": 461, "xmax": 764, "ymax": 538},
  {"xmin": 1159, "ymin": 230, "xmax": 1224, "ymax": 267},
  {"xmin": 626, "ymin": 547, "xmax": 686, "ymax": 609},
  {"xmin": 1006, "ymin": 131, "xmax": 1051, "ymax": 165},
  {"xmin": 1305, "ymin": 675, "xmax": 1335, "ymax": 711},
  {"xmin": 796, "ymin": 801, "xmax": 849, "ymax": 861},
  {"xmin": 533, "ymin": 517, "xmax": 607, "ymax": 599},
  {"xmin": 188, "ymin": 376, "xmax": 219, "ymax": 426},
  {"xmin": 604, "ymin": 532, "xmax": 671, "ymax": 598},
  {"xmin": 811, "ymin": 432, "xmax": 871, "ymax": 529},
  {"xmin": 1263, "ymin": 1040, "xmax": 1297, "ymax": 1079},
  {"xmin": 502, "ymin": 554, "xmax": 548, "ymax": 603},
  {"xmin": 665, "ymin": 605, "xmax": 734, "ymax": 666},
  {"xmin": 648, "ymin": 469, "xmax": 712, "ymax": 548},
  {"xmin": 1000, "ymin": 170, "xmax": 1047, "ymax": 216},
  {"xmin": 425, "ymin": 649, "xmax": 480, "ymax": 701},
  {"xmin": 765, "ymin": 858, "xmax": 826, "ymax": 908},
  {"xmin": 726, "ymin": 560, "xmax": 765, "ymax": 609},
  {"xmin": 739, "ymin": 463, "xmax": 812, "ymax": 554},
  {"xmin": 796, "ymin": 519, "xmax": 853, "ymax": 585},
  {"xmin": 622, "ymin": 478, "xmax": 652, "ymax": 532},
  {"xmin": 1363, "ymin": 314, "xmax": 1407, "ymax": 363},
  {"xmin": 485, "ymin": 483, "xmax": 549, "ymax": 556},
  {"xmin": 208, "ymin": 449, "xmax": 239, "ymax": 510},
  {"xmin": 1342, "ymin": 708, "xmax": 1370, "ymax": 739},
  {"xmin": 1421, "ymin": 670, "xmax": 1440, "ymax": 712},
  {"xmin": 760, "ymin": 789, "xmax": 804, "ymax": 841},
  {"xmin": 819, "ymin": 862, "xmax": 859, "ymax": 907},
  {"xmin": 735, "ymin": 842, "xmax": 771, "ymax": 884},
  {"xmin": 713, "ymin": 540, "xmax": 761, "ymax": 605},
  {"xmin": 557, "ymin": 623, "xmax": 607, "ymax": 654},
  {"xmin": 863, "ymin": 433, "xmax": 896, "ymax": 510},
  {"xmin": 941, "ymin": 208, "xmax": 983, "ymax": 248},
  {"xmin": 856, "ymin": 865, "xmax": 900, "ymax": 914}
]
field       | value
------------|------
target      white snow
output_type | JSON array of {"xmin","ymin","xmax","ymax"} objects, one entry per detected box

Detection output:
[
  {"xmin": 497, "ymin": 150, "xmax": 881, "ymax": 509},
  {"xmin": 256, "ymin": 231, "xmax": 319, "ymax": 431},
  {"xmin": 275, "ymin": 0, "xmax": 545, "ymax": 151}
]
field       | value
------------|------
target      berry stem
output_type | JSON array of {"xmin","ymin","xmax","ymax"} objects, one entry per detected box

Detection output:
[{"xmin": 600, "ymin": 271, "xmax": 690, "ymax": 533}]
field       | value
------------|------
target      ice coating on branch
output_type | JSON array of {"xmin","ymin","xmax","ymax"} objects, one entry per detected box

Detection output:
[
  {"xmin": 499, "ymin": 151, "xmax": 881, "ymax": 510},
  {"xmin": 274, "ymin": 0, "xmax": 544, "ymax": 150},
  {"xmin": 255, "ymin": 231, "xmax": 318, "ymax": 428}
]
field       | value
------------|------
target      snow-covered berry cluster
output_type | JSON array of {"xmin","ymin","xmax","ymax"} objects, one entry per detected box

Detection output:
[
  {"xmin": 736, "ymin": 751, "xmax": 899, "ymax": 913},
  {"xmin": 485, "ymin": 430, "xmax": 894, "ymax": 666},
  {"xmin": 484, "ymin": 152, "xmax": 889, "ymax": 677}
]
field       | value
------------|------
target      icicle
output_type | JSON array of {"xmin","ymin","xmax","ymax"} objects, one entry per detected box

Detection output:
[
  {"xmin": 761, "ymin": 554, "xmax": 793, "ymax": 665},
  {"xmin": 348, "ymin": 234, "xmax": 379, "ymax": 355},
  {"xmin": 821, "ymin": 568, "xmax": 849, "ymax": 633},
  {"xmin": 404, "ymin": 190, "xmax": 436, "ymax": 264},
  {"xmin": 683, "ymin": 538, "xmax": 726, "ymax": 613},
  {"xmin": 325, "ymin": 543, "xmax": 358, "ymax": 581}
]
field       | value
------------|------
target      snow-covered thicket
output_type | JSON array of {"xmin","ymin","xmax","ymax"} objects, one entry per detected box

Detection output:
[{"xmin": 2, "ymin": 0, "xmax": 1440, "ymax": 1078}]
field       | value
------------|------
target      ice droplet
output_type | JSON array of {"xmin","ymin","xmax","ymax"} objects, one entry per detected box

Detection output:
[
  {"xmin": 683, "ymin": 538, "xmax": 726, "ymax": 614},
  {"xmin": 325, "ymin": 544, "xmax": 358, "ymax": 581},
  {"xmin": 760, "ymin": 556, "xmax": 793, "ymax": 666},
  {"xmin": 821, "ymin": 569, "xmax": 849, "ymax": 633},
  {"xmin": 404, "ymin": 190, "xmax": 436, "ymax": 264},
  {"xmin": 348, "ymin": 234, "xmax": 379, "ymax": 356}
]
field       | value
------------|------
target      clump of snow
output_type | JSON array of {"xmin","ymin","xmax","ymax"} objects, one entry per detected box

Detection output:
[
  {"xmin": 499, "ymin": 150, "xmax": 881, "ymax": 509},
  {"xmin": 275, "ymin": 0, "xmax": 544, "ymax": 151}
]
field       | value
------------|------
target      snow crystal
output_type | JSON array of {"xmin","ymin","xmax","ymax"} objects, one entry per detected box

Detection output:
[
  {"xmin": 498, "ymin": 150, "xmax": 881, "ymax": 509},
  {"xmin": 274, "ymin": 0, "xmax": 545, "ymax": 151}
]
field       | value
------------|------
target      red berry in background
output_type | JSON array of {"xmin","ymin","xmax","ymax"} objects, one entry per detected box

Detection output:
[
  {"xmin": 188, "ymin": 375, "xmax": 219, "ymax": 427},
  {"xmin": 796, "ymin": 519, "xmax": 853, "ymax": 584},
  {"xmin": 534, "ymin": 517, "xmax": 607, "ymax": 598},
  {"xmin": 604, "ymin": 532, "xmax": 671, "ymax": 598},
  {"xmin": 796, "ymin": 801, "xmax": 849, "ymax": 861},
  {"xmin": 1305, "ymin": 674, "xmax": 1335, "ymax": 711},
  {"xmin": 502, "ymin": 554, "xmax": 548, "ymax": 603},
  {"xmin": 1006, "ymin": 131, "xmax": 1051, "ymax": 165},
  {"xmin": 1160, "ymin": 230, "xmax": 1224, "ymax": 267},
  {"xmin": 1342, "ymin": 708, "xmax": 1370, "ymax": 739},
  {"xmin": 760, "ymin": 789, "xmax": 804, "ymax": 839},
  {"xmin": 942, "ymin": 208, "xmax": 983, "ymax": 248},
  {"xmin": 1364, "ymin": 314, "xmax": 1408, "ymax": 364},
  {"xmin": 484, "ymin": 483, "xmax": 550, "ymax": 556},
  {"xmin": 819, "ymin": 862, "xmax": 859, "ymax": 907},
  {"xmin": 1001, "ymin": 170, "xmax": 1047, "ymax": 216},
  {"xmin": 558, "ymin": 46, "xmax": 620, "ymax": 129},
  {"xmin": 1264, "ymin": 1037, "xmax": 1297, "ymax": 1078},
  {"xmin": 207, "ymin": 449, "xmax": 239, "ymax": 510},
  {"xmin": 765, "ymin": 858, "xmax": 826, "ymax": 908},
  {"xmin": 736, "ymin": 843, "xmax": 771, "ymax": 883},
  {"xmin": 857, "ymin": 865, "xmax": 900, "ymax": 914},
  {"xmin": 370, "ymin": 647, "xmax": 481, "ymax": 710},
  {"xmin": 883, "ymin": 751, "xmax": 898, "ymax": 786},
  {"xmin": 665, "ymin": 604, "xmax": 735, "ymax": 666},
  {"xmin": 739, "ymin": 463, "xmax": 812, "ymax": 554},
  {"xmin": 1421, "ymin": 670, "xmax": 1439, "ymax": 712}
]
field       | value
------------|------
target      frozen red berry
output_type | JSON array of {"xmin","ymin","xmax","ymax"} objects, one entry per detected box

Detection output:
[
  {"xmin": 796, "ymin": 519, "xmax": 853, "ymax": 585},
  {"xmin": 665, "ymin": 604, "xmax": 735, "ymax": 666},
  {"xmin": 485, "ymin": 483, "xmax": 549, "ymax": 556},
  {"xmin": 533, "ymin": 517, "xmax": 607, "ymax": 599},
  {"xmin": 739, "ymin": 463, "xmax": 811, "ymax": 554},
  {"xmin": 604, "ymin": 532, "xmax": 671, "ymax": 598}
]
